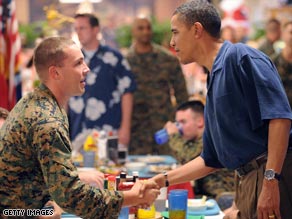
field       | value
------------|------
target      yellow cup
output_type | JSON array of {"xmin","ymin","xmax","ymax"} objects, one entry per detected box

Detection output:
[{"xmin": 137, "ymin": 204, "xmax": 156, "ymax": 219}]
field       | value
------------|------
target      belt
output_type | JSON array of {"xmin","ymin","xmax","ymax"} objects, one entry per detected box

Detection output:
[{"xmin": 236, "ymin": 152, "xmax": 267, "ymax": 177}]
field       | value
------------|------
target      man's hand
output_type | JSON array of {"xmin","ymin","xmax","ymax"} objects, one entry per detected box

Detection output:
[
  {"xmin": 78, "ymin": 169, "xmax": 105, "ymax": 189},
  {"xmin": 257, "ymin": 180, "xmax": 281, "ymax": 219},
  {"xmin": 164, "ymin": 121, "xmax": 179, "ymax": 135},
  {"xmin": 39, "ymin": 201, "xmax": 63, "ymax": 219},
  {"xmin": 133, "ymin": 180, "xmax": 160, "ymax": 208}
]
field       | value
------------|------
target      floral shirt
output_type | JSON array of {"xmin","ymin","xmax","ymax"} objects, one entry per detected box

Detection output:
[{"xmin": 68, "ymin": 45, "xmax": 136, "ymax": 148}]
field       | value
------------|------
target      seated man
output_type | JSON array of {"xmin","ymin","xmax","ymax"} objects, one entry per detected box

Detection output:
[{"xmin": 164, "ymin": 100, "xmax": 235, "ymax": 201}]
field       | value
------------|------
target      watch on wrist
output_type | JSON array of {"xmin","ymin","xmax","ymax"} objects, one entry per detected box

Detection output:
[{"xmin": 264, "ymin": 169, "xmax": 281, "ymax": 181}]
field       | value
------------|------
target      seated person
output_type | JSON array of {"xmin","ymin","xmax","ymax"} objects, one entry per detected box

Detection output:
[{"xmin": 164, "ymin": 100, "xmax": 235, "ymax": 201}]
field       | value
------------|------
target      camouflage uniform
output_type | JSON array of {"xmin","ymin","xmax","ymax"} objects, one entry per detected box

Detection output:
[
  {"xmin": 126, "ymin": 44, "xmax": 188, "ymax": 155},
  {"xmin": 258, "ymin": 39, "xmax": 275, "ymax": 57},
  {"xmin": 169, "ymin": 134, "xmax": 235, "ymax": 198},
  {"xmin": 0, "ymin": 84, "xmax": 123, "ymax": 219},
  {"xmin": 271, "ymin": 53, "xmax": 292, "ymax": 108}
]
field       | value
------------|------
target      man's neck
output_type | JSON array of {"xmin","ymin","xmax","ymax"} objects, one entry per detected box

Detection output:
[
  {"xmin": 83, "ymin": 40, "xmax": 99, "ymax": 51},
  {"xmin": 134, "ymin": 42, "xmax": 152, "ymax": 54}
]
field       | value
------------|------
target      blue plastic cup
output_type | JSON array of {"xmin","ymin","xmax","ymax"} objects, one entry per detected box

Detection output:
[
  {"xmin": 154, "ymin": 128, "xmax": 169, "ymax": 145},
  {"xmin": 118, "ymin": 207, "xmax": 129, "ymax": 219},
  {"xmin": 168, "ymin": 189, "xmax": 188, "ymax": 219}
]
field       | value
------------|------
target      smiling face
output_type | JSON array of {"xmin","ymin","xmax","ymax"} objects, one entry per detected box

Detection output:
[
  {"xmin": 170, "ymin": 14, "xmax": 196, "ymax": 65},
  {"xmin": 55, "ymin": 44, "xmax": 90, "ymax": 98}
]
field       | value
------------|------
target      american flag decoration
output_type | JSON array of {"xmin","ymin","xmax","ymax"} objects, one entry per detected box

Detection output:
[{"xmin": 0, "ymin": 0, "xmax": 21, "ymax": 110}]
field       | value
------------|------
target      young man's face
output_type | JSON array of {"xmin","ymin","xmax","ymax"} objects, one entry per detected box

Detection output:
[
  {"xmin": 55, "ymin": 44, "xmax": 90, "ymax": 97},
  {"xmin": 74, "ymin": 17, "xmax": 99, "ymax": 48},
  {"xmin": 175, "ymin": 108, "xmax": 203, "ymax": 140},
  {"xmin": 170, "ymin": 14, "xmax": 196, "ymax": 65}
]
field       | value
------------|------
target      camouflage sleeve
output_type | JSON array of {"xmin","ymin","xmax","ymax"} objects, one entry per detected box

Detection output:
[
  {"xmin": 34, "ymin": 122, "xmax": 123, "ymax": 219},
  {"xmin": 169, "ymin": 134, "xmax": 202, "ymax": 164},
  {"xmin": 169, "ymin": 58, "xmax": 189, "ymax": 105}
]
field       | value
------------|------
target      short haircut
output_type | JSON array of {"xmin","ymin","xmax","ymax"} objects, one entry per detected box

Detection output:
[
  {"xmin": 173, "ymin": 0, "xmax": 221, "ymax": 39},
  {"xmin": 176, "ymin": 100, "xmax": 204, "ymax": 115},
  {"xmin": 0, "ymin": 107, "xmax": 9, "ymax": 120},
  {"xmin": 33, "ymin": 36, "xmax": 76, "ymax": 81},
  {"xmin": 74, "ymin": 13, "xmax": 99, "ymax": 27}
]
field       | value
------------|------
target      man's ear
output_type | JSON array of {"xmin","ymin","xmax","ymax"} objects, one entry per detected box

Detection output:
[
  {"xmin": 193, "ymin": 22, "xmax": 204, "ymax": 38},
  {"xmin": 197, "ymin": 116, "xmax": 204, "ymax": 128},
  {"xmin": 48, "ymin": 66, "xmax": 60, "ymax": 80}
]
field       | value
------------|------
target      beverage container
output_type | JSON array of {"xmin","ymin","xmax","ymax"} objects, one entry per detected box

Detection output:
[
  {"xmin": 137, "ymin": 204, "xmax": 156, "ymax": 219},
  {"xmin": 107, "ymin": 175, "xmax": 116, "ymax": 191},
  {"xmin": 154, "ymin": 122, "xmax": 183, "ymax": 145},
  {"xmin": 83, "ymin": 151, "xmax": 96, "ymax": 167},
  {"xmin": 154, "ymin": 187, "xmax": 167, "ymax": 212},
  {"xmin": 118, "ymin": 207, "xmax": 129, "ymax": 219},
  {"xmin": 168, "ymin": 189, "xmax": 188, "ymax": 219}
]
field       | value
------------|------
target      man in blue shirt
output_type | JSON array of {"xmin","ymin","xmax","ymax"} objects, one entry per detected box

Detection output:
[
  {"xmin": 150, "ymin": 1, "xmax": 292, "ymax": 219},
  {"xmin": 68, "ymin": 14, "xmax": 136, "ymax": 151}
]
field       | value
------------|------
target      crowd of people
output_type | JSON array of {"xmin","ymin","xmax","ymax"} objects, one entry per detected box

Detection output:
[{"xmin": 0, "ymin": 0, "xmax": 292, "ymax": 218}]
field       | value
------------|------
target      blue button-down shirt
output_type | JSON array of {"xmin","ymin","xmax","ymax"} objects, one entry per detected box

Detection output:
[{"xmin": 202, "ymin": 41, "xmax": 292, "ymax": 169}]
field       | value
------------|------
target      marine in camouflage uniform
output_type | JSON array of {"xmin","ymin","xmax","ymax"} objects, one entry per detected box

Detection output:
[
  {"xmin": 169, "ymin": 134, "xmax": 235, "ymax": 198},
  {"xmin": 0, "ymin": 84, "xmax": 123, "ymax": 219},
  {"xmin": 127, "ymin": 43, "xmax": 188, "ymax": 155}
]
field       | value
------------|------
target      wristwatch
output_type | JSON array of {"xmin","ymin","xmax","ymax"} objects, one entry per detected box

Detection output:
[{"xmin": 264, "ymin": 169, "xmax": 281, "ymax": 181}]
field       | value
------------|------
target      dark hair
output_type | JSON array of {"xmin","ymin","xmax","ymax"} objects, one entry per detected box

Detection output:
[
  {"xmin": 173, "ymin": 0, "xmax": 221, "ymax": 39},
  {"xmin": 0, "ymin": 107, "xmax": 9, "ymax": 119},
  {"xmin": 74, "ymin": 13, "xmax": 99, "ymax": 27},
  {"xmin": 176, "ymin": 100, "xmax": 204, "ymax": 115}
]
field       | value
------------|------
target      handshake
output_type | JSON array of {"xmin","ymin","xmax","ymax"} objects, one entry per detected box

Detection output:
[{"xmin": 122, "ymin": 173, "xmax": 166, "ymax": 208}]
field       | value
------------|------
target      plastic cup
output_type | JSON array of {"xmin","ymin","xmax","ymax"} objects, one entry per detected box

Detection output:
[
  {"xmin": 118, "ymin": 207, "xmax": 129, "ymax": 219},
  {"xmin": 154, "ymin": 129, "xmax": 169, "ymax": 145},
  {"xmin": 168, "ymin": 189, "xmax": 188, "ymax": 219},
  {"xmin": 83, "ymin": 151, "xmax": 96, "ymax": 167},
  {"xmin": 154, "ymin": 187, "xmax": 167, "ymax": 212}
]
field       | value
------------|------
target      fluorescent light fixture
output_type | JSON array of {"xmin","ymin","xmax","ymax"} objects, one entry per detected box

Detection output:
[{"xmin": 59, "ymin": 0, "xmax": 102, "ymax": 3}]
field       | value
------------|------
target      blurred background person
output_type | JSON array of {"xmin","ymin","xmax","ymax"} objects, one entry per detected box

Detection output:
[
  {"xmin": 164, "ymin": 100, "xmax": 235, "ymax": 207},
  {"xmin": 0, "ymin": 107, "xmax": 9, "ymax": 128},
  {"xmin": 68, "ymin": 13, "xmax": 136, "ymax": 152},
  {"xmin": 126, "ymin": 17, "xmax": 188, "ymax": 155},
  {"xmin": 258, "ymin": 18, "xmax": 282, "ymax": 57},
  {"xmin": 272, "ymin": 20, "xmax": 292, "ymax": 108},
  {"xmin": 221, "ymin": 25, "xmax": 237, "ymax": 43}
]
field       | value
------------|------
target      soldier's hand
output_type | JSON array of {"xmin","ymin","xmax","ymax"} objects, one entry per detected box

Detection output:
[
  {"xmin": 39, "ymin": 201, "xmax": 63, "ymax": 219},
  {"xmin": 164, "ymin": 121, "xmax": 179, "ymax": 135},
  {"xmin": 78, "ymin": 169, "xmax": 104, "ymax": 189}
]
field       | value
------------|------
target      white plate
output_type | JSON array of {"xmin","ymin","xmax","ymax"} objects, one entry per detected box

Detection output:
[{"xmin": 136, "ymin": 156, "xmax": 165, "ymax": 163}]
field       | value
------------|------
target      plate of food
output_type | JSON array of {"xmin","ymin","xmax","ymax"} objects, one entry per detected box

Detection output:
[
  {"xmin": 148, "ymin": 164, "xmax": 173, "ymax": 173},
  {"xmin": 136, "ymin": 155, "xmax": 165, "ymax": 164}
]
